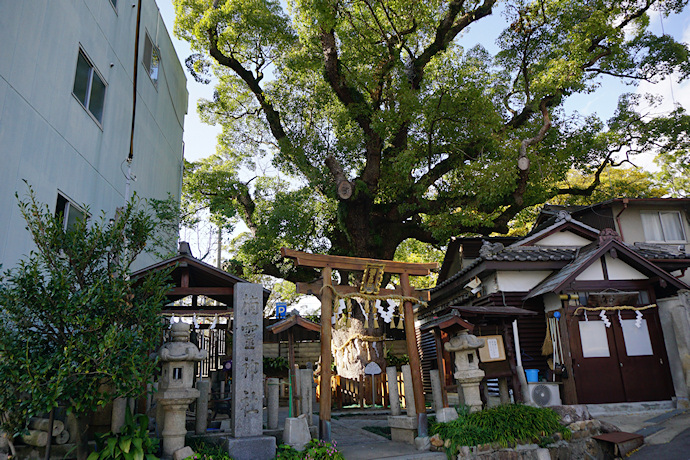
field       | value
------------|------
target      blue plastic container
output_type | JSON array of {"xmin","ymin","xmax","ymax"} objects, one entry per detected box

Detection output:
[{"xmin": 525, "ymin": 369, "xmax": 539, "ymax": 383}]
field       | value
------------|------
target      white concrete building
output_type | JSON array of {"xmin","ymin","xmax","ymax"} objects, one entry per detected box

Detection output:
[{"xmin": 0, "ymin": 0, "xmax": 188, "ymax": 269}]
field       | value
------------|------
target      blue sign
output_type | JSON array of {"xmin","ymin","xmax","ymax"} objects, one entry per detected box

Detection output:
[{"xmin": 276, "ymin": 302, "xmax": 287, "ymax": 319}]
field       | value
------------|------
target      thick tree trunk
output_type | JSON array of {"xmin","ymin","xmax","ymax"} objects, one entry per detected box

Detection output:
[{"xmin": 332, "ymin": 299, "xmax": 386, "ymax": 380}]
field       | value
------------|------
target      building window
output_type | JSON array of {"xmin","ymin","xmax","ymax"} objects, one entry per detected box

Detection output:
[
  {"xmin": 143, "ymin": 34, "xmax": 160, "ymax": 86},
  {"xmin": 72, "ymin": 49, "xmax": 106, "ymax": 123},
  {"xmin": 56, "ymin": 193, "xmax": 86, "ymax": 231},
  {"xmin": 641, "ymin": 211, "xmax": 686, "ymax": 243}
]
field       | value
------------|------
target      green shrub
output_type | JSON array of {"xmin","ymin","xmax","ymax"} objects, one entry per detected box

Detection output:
[
  {"xmin": 275, "ymin": 439, "xmax": 344, "ymax": 459},
  {"xmin": 430, "ymin": 404, "xmax": 570, "ymax": 459},
  {"xmin": 185, "ymin": 440, "xmax": 231, "ymax": 459},
  {"xmin": 88, "ymin": 408, "xmax": 159, "ymax": 460}
]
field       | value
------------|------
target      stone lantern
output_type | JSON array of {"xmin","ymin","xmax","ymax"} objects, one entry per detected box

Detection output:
[
  {"xmin": 444, "ymin": 330, "xmax": 485, "ymax": 412},
  {"xmin": 155, "ymin": 322, "xmax": 207, "ymax": 459}
]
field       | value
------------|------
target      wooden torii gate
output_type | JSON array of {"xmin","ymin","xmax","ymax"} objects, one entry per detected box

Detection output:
[{"xmin": 281, "ymin": 248, "xmax": 438, "ymax": 441}]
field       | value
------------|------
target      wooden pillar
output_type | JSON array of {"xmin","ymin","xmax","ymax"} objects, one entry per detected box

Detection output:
[
  {"xmin": 433, "ymin": 329, "xmax": 449, "ymax": 407},
  {"xmin": 319, "ymin": 266, "xmax": 333, "ymax": 441},
  {"xmin": 561, "ymin": 307, "xmax": 578, "ymax": 404},
  {"xmin": 400, "ymin": 273, "xmax": 427, "ymax": 436}
]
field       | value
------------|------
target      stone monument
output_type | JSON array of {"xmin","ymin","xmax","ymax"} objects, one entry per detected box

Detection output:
[
  {"xmin": 444, "ymin": 330, "xmax": 486, "ymax": 412},
  {"xmin": 224, "ymin": 283, "xmax": 276, "ymax": 460},
  {"xmin": 155, "ymin": 322, "xmax": 207, "ymax": 459}
]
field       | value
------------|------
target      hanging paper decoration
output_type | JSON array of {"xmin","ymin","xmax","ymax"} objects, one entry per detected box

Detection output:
[
  {"xmin": 169, "ymin": 314, "xmax": 177, "ymax": 328},
  {"xmin": 599, "ymin": 310, "xmax": 611, "ymax": 328},
  {"xmin": 192, "ymin": 313, "xmax": 199, "ymax": 330},
  {"xmin": 379, "ymin": 299, "xmax": 395, "ymax": 324},
  {"xmin": 584, "ymin": 311, "xmax": 589, "ymax": 322},
  {"xmin": 635, "ymin": 310, "xmax": 643, "ymax": 328},
  {"xmin": 209, "ymin": 314, "xmax": 218, "ymax": 330}
]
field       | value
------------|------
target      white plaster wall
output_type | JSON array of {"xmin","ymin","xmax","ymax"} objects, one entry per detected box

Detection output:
[
  {"xmin": 612, "ymin": 202, "xmax": 690, "ymax": 250},
  {"xmin": 0, "ymin": 0, "xmax": 187, "ymax": 270},
  {"xmin": 496, "ymin": 271, "xmax": 552, "ymax": 292},
  {"xmin": 605, "ymin": 254, "xmax": 648, "ymax": 280},
  {"xmin": 542, "ymin": 293, "xmax": 562, "ymax": 313},
  {"xmin": 534, "ymin": 231, "xmax": 592, "ymax": 247},
  {"xmin": 575, "ymin": 261, "xmax": 605, "ymax": 281}
]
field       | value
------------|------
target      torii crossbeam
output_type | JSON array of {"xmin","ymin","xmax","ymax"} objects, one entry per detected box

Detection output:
[{"xmin": 281, "ymin": 248, "xmax": 438, "ymax": 441}]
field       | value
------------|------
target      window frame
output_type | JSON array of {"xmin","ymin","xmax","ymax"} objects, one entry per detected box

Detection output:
[
  {"xmin": 142, "ymin": 32, "xmax": 160, "ymax": 88},
  {"xmin": 72, "ymin": 48, "xmax": 107, "ymax": 127},
  {"xmin": 640, "ymin": 210, "xmax": 687, "ymax": 244},
  {"xmin": 55, "ymin": 192, "xmax": 88, "ymax": 232}
]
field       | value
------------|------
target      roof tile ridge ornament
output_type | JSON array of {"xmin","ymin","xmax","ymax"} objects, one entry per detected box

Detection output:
[
  {"xmin": 479, "ymin": 240, "xmax": 505, "ymax": 258},
  {"xmin": 556, "ymin": 210, "xmax": 572, "ymax": 222},
  {"xmin": 598, "ymin": 228, "xmax": 621, "ymax": 245}
]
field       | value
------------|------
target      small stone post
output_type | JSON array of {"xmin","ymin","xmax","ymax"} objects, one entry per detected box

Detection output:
[
  {"xmin": 196, "ymin": 380, "xmax": 210, "ymax": 435},
  {"xmin": 444, "ymin": 330, "xmax": 486, "ymax": 412},
  {"xmin": 155, "ymin": 322, "xmax": 207, "ymax": 459},
  {"xmin": 498, "ymin": 378, "xmax": 511, "ymax": 404},
  {"xmin": 267, "ymin": 378, "xmax": 280, "ymax": 430},
  {"xmin": 401, "ymin": 364, "xmax": 416, "ymax": 418},
  {"xmin": 429, "ymin": 370, "xmax": 444, "ymax": 413},
  {"xmin": 386, "ymin": 366, "xmax": 401, "ymax": 416},
  {"xmin": 300, "ymin": 368, "xmax": 313, "ymax": 426},
  {"xmin": 111, "ymin": 397, "xmax": 127, "ymax": 434}
]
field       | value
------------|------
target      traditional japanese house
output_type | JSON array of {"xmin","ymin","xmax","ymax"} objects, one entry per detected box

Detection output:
[{"xmin": 422, "ymin": 208, "xmax": 690, "ymax": 407}]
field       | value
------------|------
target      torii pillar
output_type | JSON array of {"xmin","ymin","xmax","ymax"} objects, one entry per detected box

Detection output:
[{"xmin": 281, "ymin": 248, "xmax": 437, "ymax": 441}]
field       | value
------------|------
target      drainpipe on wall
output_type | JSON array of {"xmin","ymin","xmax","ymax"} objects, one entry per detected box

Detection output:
[
  {"xmin": 614, "ymin": 198, "xmax": 629, "ymax": 241},
  {"xmin": 125, "ymin": 0, "xmax": 143, "ymax": 203}
]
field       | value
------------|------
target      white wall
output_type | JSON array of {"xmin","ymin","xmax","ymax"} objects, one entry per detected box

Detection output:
[
  {"xmin": 0, "ymin": 0, "xmax": 187, "ymax": 270},
  {"xmin": 534, "ymin": 231, "xmax": 592, "ymax": 247},
  {"xmin": 496, "ymin": 271, "xmax": 553, "ymax": 292}
]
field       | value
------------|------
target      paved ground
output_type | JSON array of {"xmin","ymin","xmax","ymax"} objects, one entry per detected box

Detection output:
[{"xmin": 331, "ymin": 414, "xmax": 445, "ymax": 460}]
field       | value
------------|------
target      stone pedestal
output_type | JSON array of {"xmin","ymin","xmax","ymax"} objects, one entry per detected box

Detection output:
[
  {"xmin": 444, "ymin": 330, "xmax": 486, "ymax": 412},
  {"xmin": 284, "ymin": 416, "xmax": 311, "ymax": 450},
  {"xmin": 499, "ymin": 377, "xmax": 511, "ymax": 404},
  {"xmin": 155, "ymin": 322, "xmax": 207, "ymax": 459},
  {"xmin": 436, "ymin": 407, "xmax": 458, "ymax": 423},
  {"xmin": 388, "ymin": 415, "xmax": 418, "ymax": 444},
  {"xmin": 223, "ymin": 436, "xmax": 277, "ymax": 460},
  {"xmin": 386, "ymin": 366, "xmax": 401, "ymax": 416},
  {"xmin": 401, "ymin": 365, "xmax": 416, "ymax": 418}
]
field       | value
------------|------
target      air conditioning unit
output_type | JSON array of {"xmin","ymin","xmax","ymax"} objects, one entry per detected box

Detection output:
[{"xmin": 527, "ymin": 383, "xmax": 562, "ymax": 407}]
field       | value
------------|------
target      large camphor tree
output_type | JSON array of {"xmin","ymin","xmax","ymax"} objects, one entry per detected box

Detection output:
[{"xmin": 176, "ymin": 0, "xmax": 690, "ymax": 375}]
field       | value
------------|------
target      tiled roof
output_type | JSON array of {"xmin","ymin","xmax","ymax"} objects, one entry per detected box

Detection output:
[{"xmin": 432, "ymin": 239, "xmax": 690, "ymax": 294}]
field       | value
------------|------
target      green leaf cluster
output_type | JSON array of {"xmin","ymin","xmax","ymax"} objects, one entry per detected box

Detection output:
[
  {"xmin": 430, "ymin": 404, "xmax": 570, "ymax": 458},
  {"xmin": 88, "ymin": 408, "xmax": 159, "ymax": 460},
  {"xmin": 276, "ymin": 439, "xmax": 344, "ymax": 459}
]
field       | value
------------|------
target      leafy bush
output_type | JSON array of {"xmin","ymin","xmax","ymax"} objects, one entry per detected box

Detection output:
[
  {"xmin": 275, "ymin": 439, "xmax": 344, "ymax": 459},
  {"xmin": 264, "ymin": 356, "xmax": 290, "ymax": 375},
  {"xmin": 88, "ymin": 408, "xmax": 159, "ymax": 460},
  {"xmin": 430, "ymin": 404, "xmax": 570, "ymax": 458},
  {"xmin": 384, "ymin": 347, "xmax": 409, "ymax": 370},
  {"xmin": 185, "ymin": 440, "xmax": 231, "ymax": 459}
]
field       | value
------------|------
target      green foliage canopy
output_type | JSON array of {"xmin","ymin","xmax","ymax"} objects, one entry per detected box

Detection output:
[{"xmin": 176, "ymin": 0, "xmax": 690, "ymax": 281}]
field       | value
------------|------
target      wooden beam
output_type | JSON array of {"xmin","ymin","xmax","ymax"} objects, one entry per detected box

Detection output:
[
  {"xmin": 319, "ymin": 266, "xmax": 333, "ymax": 441},
  {"xmin": 168, "ymin": 287, "xmax": 234, "ymax": 296},
  {"xmin": 282, "ymin": 248, "xmax": 437, "ymax": 275},
  {"xmin": 296, "ymin": 280, "xmax": 431, "ymax": 302}
]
